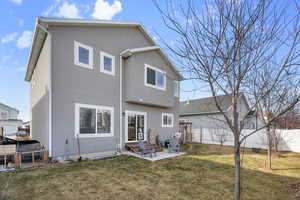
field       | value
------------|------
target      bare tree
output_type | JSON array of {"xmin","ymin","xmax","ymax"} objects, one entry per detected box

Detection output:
[
  {"xmin": 247, "ymin": 63, "xmax": 300, "ymax": 169},
  {"xmin": 154, "ymin": 0, "xmax": 300, "ymax": 199},
  {"xmin": 211, "ymin": 128, "xmax": 229, "ymax": 145}
]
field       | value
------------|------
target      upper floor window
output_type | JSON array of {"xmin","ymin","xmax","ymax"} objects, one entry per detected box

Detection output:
[
  {"xmin": 173, "ymin": 81, "xmax": 179, "ymax": 97},
  {"xmin": 144, "ymin": 64, "xmax": 166, "ymax": 90},
  {"xmin": 75, "ymin": 103, "xmax": 114, "ymax": 137},
  {"xmin": 1, "ymin": 112, "xmax": 8, "ymax": 120},
  {"xmin": 100, "ymin": 51, "xmax": 115, "ymax": 75},
  {"xmin": 162, "ymin": 113, "xmax": 174, "ymax": 127},
  {"xmin": 74, "ymin": 41, "xmax": 93, "ymax": 69}
]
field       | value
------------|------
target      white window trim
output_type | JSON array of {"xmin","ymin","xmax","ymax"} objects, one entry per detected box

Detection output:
[
  {"xmin": 75, "ymin": 103, "xmax": 114, "ymax": 138},
  {"xmin": 173, "ymin": 80, "xmax": 180, "ymax": 97},
  {"xmin": 161, "ymin": 113, "xmax": 174, "ymax": 128},
  {"xmin": 144, "ymin": 64, "xmax": 166, "ymax": 91},
  {"xmin": 74, "ymin": 41, "xmax": 93, "ymax": 69},
  {"xmin": 100, "ymin": 51, "xmax": 115, "ymax": 76}
]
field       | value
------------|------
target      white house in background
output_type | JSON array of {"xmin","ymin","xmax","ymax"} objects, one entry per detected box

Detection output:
[{"xmin": 0, "ymin": 103, "xmax": 22, "ymax": 136}]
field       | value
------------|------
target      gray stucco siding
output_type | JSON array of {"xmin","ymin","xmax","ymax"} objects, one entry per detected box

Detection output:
[
  {"xmin": 49, "ymin": 25, "xmax": 154, "ymax": 157},
  {"xmin": 30, "ymin": 35, "xmax": 50, "ymax": 150},
  {"xmin": 124, "ymin": 51, "xmax": 179, "ymax": 108},
  {"xmin": 123, "ymin": 101, "xmax": 180, "ymax": 144}
]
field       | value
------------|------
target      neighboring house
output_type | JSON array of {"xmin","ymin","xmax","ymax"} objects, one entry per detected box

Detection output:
[
  {"xmin": 0, "ymin": 103, "xmax": 22, "ymax": 136},
  {"xmin": 25, "ymin": 17, "xmax": 183, "ymax": 158},
  {"xmin": 180, "ymin": 94, "xmax": 261, "ymax": 130}
]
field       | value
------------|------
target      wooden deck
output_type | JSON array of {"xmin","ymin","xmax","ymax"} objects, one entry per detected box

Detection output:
[{"xmin": 125, "ymin": 142, "xmax": 163, "ymax": 153}]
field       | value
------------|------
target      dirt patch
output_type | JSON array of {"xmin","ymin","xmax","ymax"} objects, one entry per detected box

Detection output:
[{"xmin": 288, "ymin": 182, "xmax": 300, "ymax": 200}]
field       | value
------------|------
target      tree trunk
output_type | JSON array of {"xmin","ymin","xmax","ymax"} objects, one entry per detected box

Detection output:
[
  {"xmin": 234, "ymin": 137, "xmax": 241, "ymax": 200},
  {"xmin": 266, "ymin": 126, "xmax": 272, "ymax": 169}
]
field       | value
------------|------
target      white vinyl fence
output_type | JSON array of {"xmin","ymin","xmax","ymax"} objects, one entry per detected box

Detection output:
[{"xmin": 192, "ymin": 128, "xmax": 300, "ymax": 153}]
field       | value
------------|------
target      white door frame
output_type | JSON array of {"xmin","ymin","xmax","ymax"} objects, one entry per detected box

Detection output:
[{"xmin": 125, "ymin": 110, "xmax": 147, "ymax": 143}]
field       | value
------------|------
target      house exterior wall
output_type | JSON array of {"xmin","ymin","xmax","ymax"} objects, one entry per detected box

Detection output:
[
  {"xmin": 30, "ymin": 35, "xmax": 50, "ymax": 149},
  {"xmin": 180, "ymin": 97, "xmax": 252, "ymax": 130},
  {"xmin": 49, "ymin": 25, "xmax": 161, "ymax": 157},
  {"xmin": 124, "ymin": 51, "xmax": 178, "ymax": 108},
  {"xmin": 123, "ymin": 50, "xmax": 180, "ymax": 143},
  {"xmin": 0, "ymin": 120, "xmax": 22, "ymax": 136}
]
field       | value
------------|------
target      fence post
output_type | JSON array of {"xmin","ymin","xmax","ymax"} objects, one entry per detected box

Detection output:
[{"xmin": 15, "ymin": 152, "xmax": 21, "ymax": 169}]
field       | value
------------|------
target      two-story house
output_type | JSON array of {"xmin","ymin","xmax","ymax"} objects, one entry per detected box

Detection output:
[
  {"xmin": 0, "ymin": 103, "xmax": 22, "ymax": 136},
  {"xmin": 25, "ymin": 17, "xmax": 183, "ymax": 159}
]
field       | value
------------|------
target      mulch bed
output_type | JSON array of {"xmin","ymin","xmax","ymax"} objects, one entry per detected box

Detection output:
[{"xmin": 288, "ymin": 182, "xmax": 300, "ymax": 200}]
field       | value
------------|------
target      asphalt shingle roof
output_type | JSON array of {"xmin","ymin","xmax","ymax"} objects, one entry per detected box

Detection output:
[{"xmin": 180, "ymin": 94, "xmax": 233, "ymax": 116}]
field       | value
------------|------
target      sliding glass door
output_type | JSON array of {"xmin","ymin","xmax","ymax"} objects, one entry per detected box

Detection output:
[{"xmin": 126, "ymin": 111, "xmax": 147, "ymax": 142}]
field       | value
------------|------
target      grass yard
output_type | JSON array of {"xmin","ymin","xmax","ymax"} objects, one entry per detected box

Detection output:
[{"xmin": 0, "ymin": 143, "xmax": 300, "ymax": 200}]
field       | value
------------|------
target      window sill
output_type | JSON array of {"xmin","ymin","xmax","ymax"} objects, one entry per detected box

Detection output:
[
  {"xmin": 162, "ymin": 125, "xmax": 173, "ymax": 128},
  {"xmin": 76, "ymin": 133, "xmax": 114, "ymax": 138},
  {"xmin": 75, "ymin": 62, "xmax": 93, "ymax": 69},
  {"xmin": 100, "ymin": 69, "xmax": 115, "ymax": 76},
  {"xmin": 145, "ymin": 83, "xmax": 166, "ymax": 91}
]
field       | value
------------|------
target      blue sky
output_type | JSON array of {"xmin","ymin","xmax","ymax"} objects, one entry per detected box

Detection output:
[{"xmin": 0, "ymin": 0, "xmax": 209, "ymax": 121}]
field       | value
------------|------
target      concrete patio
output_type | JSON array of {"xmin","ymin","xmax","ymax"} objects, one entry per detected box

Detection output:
[{"xmin": 122, "ymin": 149, "xmax": 186, "ymax": 161}]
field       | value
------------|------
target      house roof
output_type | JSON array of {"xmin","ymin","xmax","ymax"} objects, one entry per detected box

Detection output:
[
  {"xmin": 25, "ymin": 17, "xmax": 183, "ymax": 81},
  {"xmin": 121, "ymin": 46, "xmax": 184, "ymax": 80},
  {"xmin": 180, "ymin": 93, "xmax": 249, "ymax": 116},
  {"xmin": 0, "ymin": 103, "xmax": 19, "ymax": 113}
]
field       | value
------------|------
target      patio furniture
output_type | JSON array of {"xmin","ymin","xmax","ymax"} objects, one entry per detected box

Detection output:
[
  {"xmin": 168, "ymin": 137, "xmax": 180, "ymax": 153},
  {"xmin": 138, "ymin": 140, "xmax": 156, "ymax": 158}
]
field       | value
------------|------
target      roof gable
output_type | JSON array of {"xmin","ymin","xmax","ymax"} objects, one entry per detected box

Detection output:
[
  {"xmin": 25, "ymin": 17, "xmax": 183, "ymax": 81},
  {"xmin": 0, "ymin": 103, "xmax": 19, "ymax": 113}
]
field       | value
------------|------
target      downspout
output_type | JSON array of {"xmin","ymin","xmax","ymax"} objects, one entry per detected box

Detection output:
[
  {"xmin": 119, "ymin": 49, "xmax": 132, "ymax": 152},
  {"xmin": 119, "ymin": 55, "xmax": 123, "ymax": 152},
  {"xmin": 37, "ymin": 23, "xmax": 52, "ymax": 158}
]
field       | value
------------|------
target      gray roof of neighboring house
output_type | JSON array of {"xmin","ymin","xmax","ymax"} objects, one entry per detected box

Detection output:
[
  {"xmin": 180, "ymin": 93, "xmax": 249, "ymax": 116},
  {"xmin": 0, "ymin": 103, "xmax": 19, "ymax": 113},
  {"xmin": 25, "ymin": 17, "xmax": 184, "ymax": 82}
]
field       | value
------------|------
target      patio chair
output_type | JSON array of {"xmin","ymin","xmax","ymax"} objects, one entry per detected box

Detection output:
[
  {"xmin": 138, "ymin": 140, "xmax": 156, "ymax": 158},
  {"xmin": 168, "ymin": 137, "xmax": 180, "ymax": 153}
]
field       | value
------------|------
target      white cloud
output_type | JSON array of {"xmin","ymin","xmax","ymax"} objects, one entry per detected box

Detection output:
[
  {"xmin": 17, "ymin": 31, "xmax": 32, "ymax": 49},
  {"xmin": 1, "ymin": 32, "xmax": 18, "ymax": 44},
  {"xmin": 18, "ymin": 19, "xmax": 24, "ymax": 27},
  {"xmin": 9, "ymin": 0, "xmax": 22, "ymax": 5},
  {"xmin": 42, "ymin": 0, "xmax": 81, "ymax": 18},
  {"xmin": 16, "ymin": 66, "xmax": 26, "ymax": 72},
  {"xmin": 42, "ymin": 0, "xmax": 60, "ymax": 16},
  {"xmin": 54, "ymin": 2, "xmax": 81, "ymax": 18},
  {"xmin": 92, "ymin": 0, "xmax": 122, "ymax": 20}
]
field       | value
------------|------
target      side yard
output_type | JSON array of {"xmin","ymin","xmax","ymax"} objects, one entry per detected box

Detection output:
[{"xmin": 0, "ymin": 143, "xmax": 299, "ymax": 200}]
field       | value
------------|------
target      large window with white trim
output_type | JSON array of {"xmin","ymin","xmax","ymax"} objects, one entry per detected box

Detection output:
[
  {"xmin": 145, "ymin": 64, "xmax": 166, "ymax": 90},
  {"xmin": 75, "ymin": 103, "xmax": 114, "ymax": 137},
  {"xmin": 100, "ymin": 51, "xmax": 115, "ymax": 75},
  {"xmin": 162, "ymin": 113, "xmax": 174, "ymax": 127},
  {"xmin": 74, "ymin": 41, "xmax": 93, "ymax": 69}
]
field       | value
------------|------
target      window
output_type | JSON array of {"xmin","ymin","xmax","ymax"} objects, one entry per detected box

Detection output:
[
  {"xmin": 173, "ymin": 81, "xmax": 179, "ymax": 97},
  {"xmin": 162, "ymin": 113, "xmax": 174, "ymax": 127},
  {"xmin": 100, "ymin": 51, "xmax": 115, "ymax": 75},
  {"xmin": 74, "ymin": 41, "xmax": 93, "ymax": 69},
  {"xmin": 145, "ymin": 64, "xmax": 166, "ymax": 90},
  {"xmin": 1, "ymin": 112, "xmax": 8, "ymax": 120},
  {"xmin": 75, "ymin": 103, "xmax": 114, "ymax": 137}
]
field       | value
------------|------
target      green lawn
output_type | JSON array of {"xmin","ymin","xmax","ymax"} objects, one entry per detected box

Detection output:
[{"xmin": 0, "ymin": 143, "xmax": 300, "ymax": 200}]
